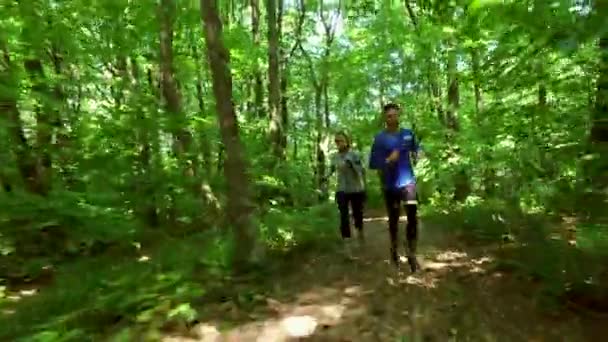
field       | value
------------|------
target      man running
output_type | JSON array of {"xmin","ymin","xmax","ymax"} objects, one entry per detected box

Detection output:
[{"xmin": 369, "ymin": 103, "xmax": 422, "ymax": 272}]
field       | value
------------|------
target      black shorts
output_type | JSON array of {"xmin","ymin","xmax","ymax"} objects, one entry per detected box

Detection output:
[{"xmin": 383, "ymin": 183, "xmax": 418, "ymax": 208}]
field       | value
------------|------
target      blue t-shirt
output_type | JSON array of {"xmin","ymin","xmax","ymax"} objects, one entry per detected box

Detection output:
[{"xmin": 368, "ymin": 128, "xmax": 421, "ymax": 190}]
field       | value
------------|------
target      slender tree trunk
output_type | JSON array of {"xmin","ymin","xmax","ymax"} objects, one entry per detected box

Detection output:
[
  {"xmin": 250, "ymin": 0, "xmax": 264, "ymax": 118},
  {"xmin": 314, "ymin": 86, "xmax": 326, "ymax": 200},
  {"xmin": 471, "ymin": 47, "xmax": 483, "ymax": 115},
  {"xmin": 159, "ymin": 0, "xmax": 193, "ymax": 169},
  {"xmin": 446, "ymin": 45, "xmax": 459, "ymax": 131},
  {"xmin": 191, "ymin": 35, "xmax": 213, "ymax": 174},
  {"xmin": 266, "ymin": 0, "xmax": 283, "ymax": 159},
  {"xmin": 131, "ymin": 60, "xmax": 159, "ymax": 227},
  {"xmin": 278, "ymin": 0, "xmax": 288, "ymax": 152}
]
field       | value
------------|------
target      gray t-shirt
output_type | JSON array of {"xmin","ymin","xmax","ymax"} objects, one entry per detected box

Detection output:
[{"xmin": 330, "ymin": 150, "xmax": 366, "ymax": 193}]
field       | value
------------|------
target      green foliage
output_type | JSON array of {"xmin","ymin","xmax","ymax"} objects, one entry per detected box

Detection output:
[
  {"xmin": 0, "ymin": 0, "xmax": 606, "ymax": 339},
  {"xmin": 425, "ymin": 195, "xmax": 608, "ymax": 312},
  {"xmin": 0, "ymin": 247, "xmax": 204, "ymax": 341},
  {"xmin": 0, "ymin": 191, "xmax": 139, "ymax": 252},
  {"xmin": 0, "ymin": 202, "xmax": 340, "ymax": 340},
  {"xmin": 259, "ymin": 203, "xmax": 338, "ymax": 251}
]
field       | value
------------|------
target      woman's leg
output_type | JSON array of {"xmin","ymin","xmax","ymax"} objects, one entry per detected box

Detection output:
[
  {"xmin": 350, "ymin": 192, "xmax": 365, "ymax": 243},
  {"xmin": 335, "ymin": 191, "xmax": 351, "ymax": 239}
]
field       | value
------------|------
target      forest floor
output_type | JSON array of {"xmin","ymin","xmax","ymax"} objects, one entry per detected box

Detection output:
[{"xmin": 163, "ymin": 211, "xmax": 605, "ymax": 342}]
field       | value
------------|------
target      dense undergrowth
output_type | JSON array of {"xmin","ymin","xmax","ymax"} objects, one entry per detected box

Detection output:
[
  {"xmin": 422, "ymin": 190, "xmax": 608, "ymax": 315},
  {"xmin": 0, "ymin": 187, "xmax": 340, "ymax": 341},
  {"xmin": 1, "ymin": 182, "xmax": 607, "ymax": 341},
  {"xmin": 2, "ymin": 142, "xmax": 608, "ymax": 340}
]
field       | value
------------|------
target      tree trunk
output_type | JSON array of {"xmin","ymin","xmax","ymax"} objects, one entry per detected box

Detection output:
[
  {"xmin": 200, "ymin": 0, "xmax": 256, "ymax": 272},
  {"xmin": 1, "ymin": 45, "xmax": 39, "ymax": 194},
  {"xmin": 316, "ymin": 3, "xmax": 339, "ymax": 200},
  {"xmin": 24, "ymin": 58, "xmax": 54, "ymax": 195},
  {"xmin": 159, "ymin": 0, "xmax": 193, "ymax": 169},
  {"xmin": 314, "ymin": 86, "xmax": 327, "ymax": 200},
  {"xmin": 471, "ymin": 47, "xmax": 483, "ymax": 115},
  {"xmin": 249, "ymin": 0, "xmax": 264, "ymax": 118},
  {"xmin": 51, "ymin": 45, "xmax": 77, "ymax": 190},
  {"xmin": 590, "ymin": 33, "xmax": 607, "ymax": 144},
  {"xmin": 266, "ymin": 0, "xmax": 283, "ymax": 159},
  {"xmin": 191, "ymin": 35, "xmax": 213, "ymax": 174},
  {"xmin": 133, "ymin": 60, "xmax": 159, "ymax": 227},
  {"xmin": 278, "ymin": 0, "xmax": 288, "ymax": 152},
  {"xmin": 587, "ymin": 6, "xmax": 608, "ymax": 188},
  {"xmin": 446, "ymin": 46, "xmax": 459, "ymax": 131},
  {"xmin": 446, "ymin": 43, "xmax": 469, "ymax": 201}
]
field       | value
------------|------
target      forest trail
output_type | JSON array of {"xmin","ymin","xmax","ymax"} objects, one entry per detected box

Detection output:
[{"xmin": 163, "ymin": 213, "xmax": 602, "ymax": 342}]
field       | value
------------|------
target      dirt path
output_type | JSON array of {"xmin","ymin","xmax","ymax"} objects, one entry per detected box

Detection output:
[{"xmin": 163, "ymin": 215, "xmax": 600, "ymax": 341}]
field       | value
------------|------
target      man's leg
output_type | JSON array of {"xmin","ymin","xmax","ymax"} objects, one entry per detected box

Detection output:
[
  {"xmin": 404, "ymin": 184, "xmax": 419, "ymax": 272},
  {"xmin": 350, "ymin": 192, "xmax": 365, "ymax": 245},
  {"xmin": 383, "ymin": 189, "xmax": 401, "ymax": 266}
]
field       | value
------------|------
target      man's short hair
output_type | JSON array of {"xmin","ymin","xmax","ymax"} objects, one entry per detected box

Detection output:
[{"xmin": 383, "ymin": 102, "xmax": 400, "ymax": 113}]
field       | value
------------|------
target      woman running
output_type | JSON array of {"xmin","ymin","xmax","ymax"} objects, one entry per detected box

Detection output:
[{"xmin": 328, "ymin": 131, "xmax": 367, "ymax": 257}]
